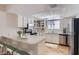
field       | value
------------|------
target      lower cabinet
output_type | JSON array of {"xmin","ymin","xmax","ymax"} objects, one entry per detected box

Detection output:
[{"xmin": 45, "ymin": 34, "xmax": 59, "ymax": 44}]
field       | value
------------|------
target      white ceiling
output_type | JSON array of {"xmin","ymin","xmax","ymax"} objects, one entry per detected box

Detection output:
[
  {"xmin": 0, "ymin": 4, "xmax": 79, "ymax": 19},
  {"xmin": 5, "ymin": 4, "xmax": 50, "ymax": 16},
  {"xmin": 0, "ymin": 4, "xmax": 64, "ymax": 15},
  {"xmin": 32, "ymin": 4, "xmax": 65, "ymax": 19},
  {"xmin": 32, "ymin": 4, "xmax": 79, "ymax": 19}
]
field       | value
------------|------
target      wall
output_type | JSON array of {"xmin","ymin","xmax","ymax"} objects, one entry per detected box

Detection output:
[
  {"xmin": 0, "ymin": 11, "xmax": 18, "ymax": 36},
  {"xmin": 61, "ymin": 4, "xmax": 79, "ymax": 17},
  {"xmin": 60, "ymin": 17, "xmax": 72, "ymax": 33},
  {"xmin": 0, "ymin": 11, "xmax": 7, "ymax": 34},
  {"xmin": 6, "ymin": 13, "xmax": 18, "ymax": 28},
  {"xmin": 6, "ymin": 13, "xmax": 18, "ymax": 36}
]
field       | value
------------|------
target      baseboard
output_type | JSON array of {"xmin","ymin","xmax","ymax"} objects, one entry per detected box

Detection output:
[{"xmin": 45, "ymin": 42, "xmax": 70, "ymax": 47}]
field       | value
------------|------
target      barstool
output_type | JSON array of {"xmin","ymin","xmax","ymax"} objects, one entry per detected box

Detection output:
[
  {"xmin": 6, "ymin": 48, "xmax": 13, "ymax": 55},
  {"xmin": 0, "ymin": 44, "xmax": 4, "ymax": 54}
]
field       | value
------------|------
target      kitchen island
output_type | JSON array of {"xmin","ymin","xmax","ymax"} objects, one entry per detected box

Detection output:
[{"xmin": 0, "ymin": 35, "xmax": 45, "ymax": 55}]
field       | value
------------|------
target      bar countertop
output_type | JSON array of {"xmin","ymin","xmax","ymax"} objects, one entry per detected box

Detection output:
[{"xmin": 1, "ymin": 35, "xmax": 45, "ymax": 45}]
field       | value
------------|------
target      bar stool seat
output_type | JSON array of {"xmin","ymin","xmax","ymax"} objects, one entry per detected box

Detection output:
[
  {"xmin": 13, "ymin": 51, "xmax": 21, "ymax": 55},
  {"xmin": 0, "ymin": 44, "xmax": 3, "ymax": 47}
]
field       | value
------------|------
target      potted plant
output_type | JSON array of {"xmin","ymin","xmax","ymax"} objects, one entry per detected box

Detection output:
[
  {"xmin": 17, "ymin": 31, "xmax": 22, "ymax": 38},
  {"xmin": 21, "ymin": 29, "xmax": 27, "ymax": 39}
]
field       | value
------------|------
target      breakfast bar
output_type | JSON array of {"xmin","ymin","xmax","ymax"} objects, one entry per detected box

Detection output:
[{"xmin": 0, "ymin": 35, "xmax": 45, "ymax": 55}]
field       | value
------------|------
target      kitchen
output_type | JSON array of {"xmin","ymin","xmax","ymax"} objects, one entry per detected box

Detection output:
[
  {"xmin": 0, "ymin": 4, "xmax": 78, "ymax": 55},
  {"xmin": 0, "ymin": 11, "xmax": 70, "ymax": 55}
]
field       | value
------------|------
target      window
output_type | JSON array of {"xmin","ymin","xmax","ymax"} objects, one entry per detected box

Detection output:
[{"xmin": 47, "ymin": 20, "xmax": 60, "ymax": 29}]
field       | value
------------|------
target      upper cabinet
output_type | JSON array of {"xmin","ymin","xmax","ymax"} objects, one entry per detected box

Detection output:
[
  {"xmin": 6, "ymin": 13, "xmax": 18, "ymax": 28},
  {"xmin": 23, "ymin": 17, "xmax": 28, "ymax": 27},
  {"xmin": 6, "ymin": 13, "xmax": 35, "ymax": 29},
  {"xmin": 18, "ymin": 15, "xmax": 28, "ymax": 27},
  {"xmin": 18, "ymin": 15, "xmax": 23, "ymax": 27}
]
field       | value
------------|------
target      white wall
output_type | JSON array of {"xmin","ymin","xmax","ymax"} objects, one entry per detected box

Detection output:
[
  {"xmin": 0, "ymin": 11, "xmax": 18, "ymax": 36},
  {"xmin": 60, "ymin": 17, "xmax": 72, "ymax": 33},
  {"xmin": 6, "ymin": 13, "xmax": 18, "ymax": 27},
  {"xmin": 61, "ymin": 4, "xmax": 79, "ymax": 17},
  {"xmin": 0, "ymin": 11, "xmax": 7, "ymax": 32}
]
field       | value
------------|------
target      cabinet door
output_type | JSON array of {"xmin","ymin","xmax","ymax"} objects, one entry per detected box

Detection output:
[
  {"xmin": 18, "ymin": 15, "xmax": 23, "ymax": 27},
  {"xmin": 23, "ymin": 17, "xmax": 27, "ymax": 27},
  {"xmin": 46, "ymin": 34, "xmax": 59, "ymax": 44},
  {"xmin": 7, "ymin": 13, "xmax": 18, "ymax": 27}
]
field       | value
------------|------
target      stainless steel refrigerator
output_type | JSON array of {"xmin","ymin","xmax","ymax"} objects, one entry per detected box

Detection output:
[{"xmin": 70, "ymin": 18, "xmax": 79, "ymax": 55}]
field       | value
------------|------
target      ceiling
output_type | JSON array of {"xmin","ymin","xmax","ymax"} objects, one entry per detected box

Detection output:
[
  {"xmin": 32, "ymin": 4, "xmax": 79, "ymax": 19},
  {"xmin": 0, "ymin": 4, "xmax": 63, "ymax": 14},
  {"xmin": 0, "ymin": 4, "xmax": 78, "ymax": 19},
  {"xmin": 32, "ymin": 4, "xmax": 65, "ymax": 19}
]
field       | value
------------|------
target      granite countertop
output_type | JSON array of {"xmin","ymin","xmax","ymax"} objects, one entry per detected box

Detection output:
[{"xmin": 1, "ymin": 35, "xmax": 45, "ymax": 45}]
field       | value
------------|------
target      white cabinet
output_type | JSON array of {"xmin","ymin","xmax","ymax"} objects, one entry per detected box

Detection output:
[
  {"xmin": 18, "ymin": 15, "xmax": 23, "ymax": 27},
  {"xmin": 18, "ymin": 15, "xmax": 27, "ymax": 27},
  {"xmin": 45, "ymin": 34, "xmax": 59, "ymax": 44},
  {"xmin": 23, "ymin": 17, "xmax": 27, "ymax": 27},
  {"xmin": 18, "ymin": 15, "xmax": 36, "ymax": 28}
]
